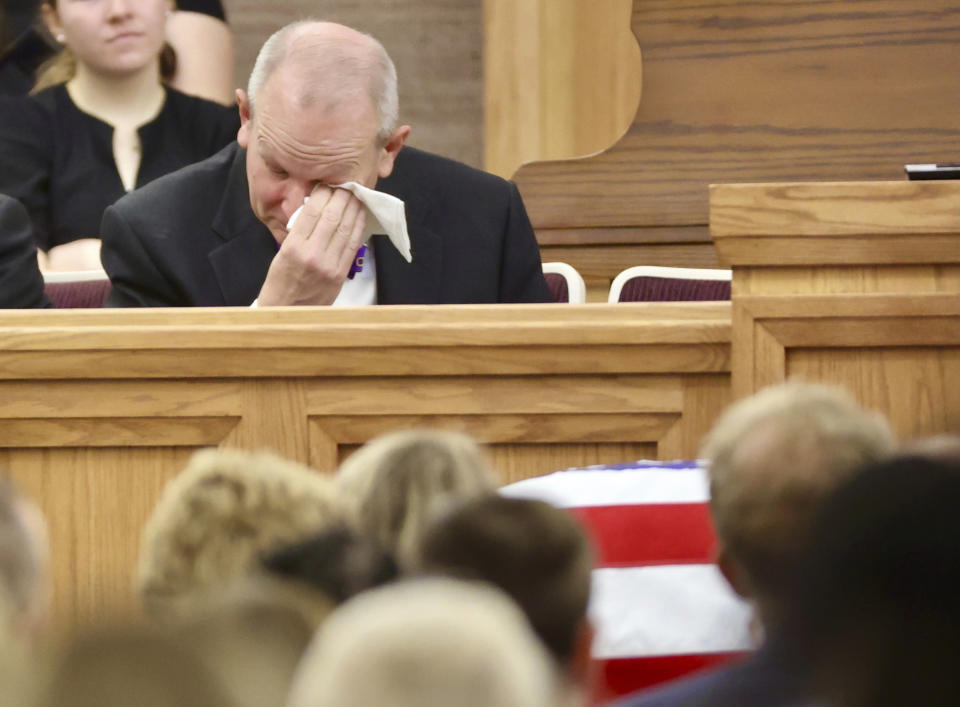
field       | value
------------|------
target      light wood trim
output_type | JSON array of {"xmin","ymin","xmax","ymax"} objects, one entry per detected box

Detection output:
[
  {"xmin": 716, "ymin": 235, "xmax": 960, "ymax": 267},
  {"xmin": 764, "ymin": 318, "xmax": 960, "ymax": 348},
  {"xmin": 741, "ymin": 294, "xmax": 960, "ymax": 319},
  {"xmin": 0, "ymin": 417, "xmax": 239, "ymax": 447},
  {"xmin": 483, "ymin": 0, "xmax": 641, "ymax": 179},
  {"xmin": 0, "ymin": 343, "xmax": 730, "ymax": 380},
  {"xmin": 304, "ymin": 375, "xmax": 685, "ymax": 416},
  {"xmin": 754, "ymin": 323, "xmax": 787, "ymax": 392},
  {"xmin": 0, "ymin": 381, "xmax": 241, "ymax": 417},
  {"xmin": 710, "ymin": 181, "xmax": 960, "ymax": 238},
  {"xmin": 316, "ymin": 413, "xmax": 679, "ymax": 445}
]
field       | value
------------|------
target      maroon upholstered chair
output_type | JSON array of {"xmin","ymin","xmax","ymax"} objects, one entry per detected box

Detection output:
[
  {"xmin": 542, "ymin": 262, "xmax": 586, "ymax": 303},
  {"xmin": 43, "ymin": 271, "xmax": 112, "ymax": 308},
  {"xmin": 608, "ymin": 266, "xmax": 731, "ymax": 303}
]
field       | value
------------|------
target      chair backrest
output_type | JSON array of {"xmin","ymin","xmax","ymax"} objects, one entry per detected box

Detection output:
[
  {"xmin": 43, "ymin": 270, "xmax": 112, "ymax": 308},
  {"xmin": 609, "ymin": 266, "xmax": 731, "ymax": 303},
  {"xmin": 542, "ymin": 262, "xmax": 586, "ymax": 304}
]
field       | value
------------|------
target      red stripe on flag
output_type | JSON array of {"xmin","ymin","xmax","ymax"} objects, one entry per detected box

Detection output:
[
  {"xmin": 589, "ymin": 652, "xmax": 750, "ymax": 704},
  {"xmin": 569, "ymin": 504, "xmax": 718, "ymax": 568}
]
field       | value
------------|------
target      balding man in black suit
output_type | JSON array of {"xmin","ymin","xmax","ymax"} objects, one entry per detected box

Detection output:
[{"xmin": 101, "ymin": 20, "xmax": 551, "ymax": 308}]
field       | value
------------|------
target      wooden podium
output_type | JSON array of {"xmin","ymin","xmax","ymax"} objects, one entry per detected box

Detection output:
[
  {"xmin": 0, "ymin": 303, "xmax": 730, "ymax": 627},
  {"xmin": 711, "ymin": 179, "xmax": 960, "ymax": 440}
]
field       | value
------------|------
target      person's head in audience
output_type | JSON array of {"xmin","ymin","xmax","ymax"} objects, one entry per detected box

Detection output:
[
  {"xmin": 30, "ymin": 625, "xmax": 233, "ymax": 707},
  {"xmin": 335, "ymin": 429, "xmax": 496, "ymax": 566},
  {"xmin": 173, "ymin": 575, "xmax": 334, "ymax": 707},
  {"xmin": 236, "ymin": 20, "xmax": 410, "ymax": 244},
  {"xmin": 261, "ymin": 525, "xmax": 399, "ymax": 605},
  {"xmin": 286, "ymin": 577, "xmax": 557, "ymax": 707},
  {"xmin": 36, "ymin": 0, "xmax": 176, "ymax": 91},
  {"xmin": 702, "ymin": 381, "xmax": 894, "ymax": 634},
  {"xmin": 418, "ymin": 495, "xmax": 594, "ymax": 693},
  {"xmin": 788, "ymin": 454, "xmax": 960, "ymax": 707},
  {"xmin": 0, "ymin": 477, "xmax": 50, "ymax": 642},
  {"xmin": 138, "ymin": 447, "xmax": 343, "ymax": 618}
]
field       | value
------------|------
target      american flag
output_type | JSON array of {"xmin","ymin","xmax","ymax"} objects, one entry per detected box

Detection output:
[{"xmin": 501, "ymin": 461, "xmax": 754, "ymax": 703}]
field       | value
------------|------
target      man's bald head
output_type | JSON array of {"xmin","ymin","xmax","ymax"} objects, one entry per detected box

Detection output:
[
  {"xmin": 702, "ymin": 382, "xmax": 895, "ymax": 622},
  {"xmin": 247, "ymin": 20, "xmax": 399, "ymax": 141}
]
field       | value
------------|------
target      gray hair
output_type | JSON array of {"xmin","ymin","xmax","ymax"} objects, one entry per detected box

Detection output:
[
  {"xmin": 247, "ymin": 20, "xmax": 399, "ymax": 141},
  {"xmin": 287, "ymin": 578, "xmax": 556, "ymax": 707},
  {"xmin": 703, "ymin": 381, "xmax": 895, "ymax": 602}
]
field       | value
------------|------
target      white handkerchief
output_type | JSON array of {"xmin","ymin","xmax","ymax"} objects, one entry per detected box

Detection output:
[{"xmin": 286, "ymin": 182, "xmax": 412, "ymax": 263}]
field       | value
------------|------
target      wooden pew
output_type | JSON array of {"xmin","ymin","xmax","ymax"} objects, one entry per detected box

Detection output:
[
  {"xmin": 711, "ymin": 179, "xmax": 960, "ymax": 439},
  {"xmin": 0, "ymin": 304, "xmax": 731, "ymax": 628},
  {"xmin": 513, "ymin": 0, "xmax": 960, "ymax": 300}
]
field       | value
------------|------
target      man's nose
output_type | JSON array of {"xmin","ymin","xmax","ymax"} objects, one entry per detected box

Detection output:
[{"xmin": 282, "ymin": 183, "xmax": 311, "ymax": 223}]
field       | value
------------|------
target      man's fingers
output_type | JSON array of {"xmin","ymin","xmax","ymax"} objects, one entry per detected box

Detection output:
[
  {"xmin": 313, "ymin": 189, "xmax": 354, "ymax": 237},
  {"xmin": 287, "ymin": 185, "xmax": 333, "ymax": 243},
  {"xmin": 334, "ymin": 202, "xmax": 367, "ymax": 274}
]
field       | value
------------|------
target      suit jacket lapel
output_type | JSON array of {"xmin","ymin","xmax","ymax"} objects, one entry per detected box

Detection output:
[
  {"xmin": 208, "ymin": 147, "xmax": 277, "ymax": 306},
  {"xmin": 374, "ymin": 178, "xmax": 443, "ymax": 304},
  {"xmin": 374, "ymin": 226, "xmax": 442, "ymax": 304}
]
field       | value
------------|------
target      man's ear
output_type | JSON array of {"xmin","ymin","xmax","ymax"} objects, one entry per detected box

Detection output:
[
  {"xmin": 717, "ymin": 545, "xmax": 753, "ymax": 601},
  {"xmin": 41, "ymin": 3, "xmax": 63, "ymax": 42},
  {"xmin": 236, "ymin": 89, "xmax": 251, "ymax": 147},
  {"xmin": 377, "ymin": 125, "xmax": 411, "ymax": 178}
]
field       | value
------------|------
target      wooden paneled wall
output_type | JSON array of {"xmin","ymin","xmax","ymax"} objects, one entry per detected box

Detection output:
[
  {"xmin": 0, "ymin": 304, "xmax": 731, "ymax": 628},
  {"xmin": 513, "ymin": 0, "xmax": 960, "ymax": 300},
  {"xmin": 483, "ymin": 0, "xmax": 641, "ymax": 179},
  {"xmin": 227, "ymin": 0, "xmax": 484, "ymax": 167}
]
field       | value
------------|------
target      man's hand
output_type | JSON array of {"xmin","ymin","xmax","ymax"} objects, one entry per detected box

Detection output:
[{"xmin": 257, "ymin": 187, "xmax": 367, "ymax": 306}]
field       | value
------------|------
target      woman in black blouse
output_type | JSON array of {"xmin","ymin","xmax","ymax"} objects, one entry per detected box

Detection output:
[{"xmin": 0, "ymin": 0, "xmax": 238, "ymax": 271}]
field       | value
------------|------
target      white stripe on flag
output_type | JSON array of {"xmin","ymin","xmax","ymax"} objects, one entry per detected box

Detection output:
[
  {"xmin": 589, "ymin": 565, "xmax": 754, "ymax": 659},
  {"xmin": 501, "ymin": 467, "xmax": 710, "ymax": 508}
]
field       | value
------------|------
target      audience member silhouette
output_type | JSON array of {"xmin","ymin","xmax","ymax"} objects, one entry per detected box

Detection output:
[
  {"xmin": 137, "ymin": 448, "xmax": 344, "ymax": 618},
  {"xmin": 286, "ymin": 578, "xmax": 557, "ymax": 707},
  {"xmin": 418, "ymin": 495, "xmax": 594, "ymax": 701},
  {"xmin": 611, "ymin": 382, "xmax": 895, "ymax": 707},
  {"xmin": 335, "ymin": 429, "xmax": 496, "ymax": 567}
]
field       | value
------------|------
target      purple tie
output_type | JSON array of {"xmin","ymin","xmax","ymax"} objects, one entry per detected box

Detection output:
[
  {"xmin": 275, "ymin": 241, "xmax": 366, "ymax": 279},
  {"xmin": 347, "ymin": 244, "xmax": 367, "ymax": 280}
]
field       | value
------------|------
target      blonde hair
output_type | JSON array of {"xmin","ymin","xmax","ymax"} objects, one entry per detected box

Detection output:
[
  {"xmin": 137, "ymin": 448, "xmax": 343, "ymax": 618},
  {"xmin": 703, "ymin": 381, "xmax": 895, "ymax": 600},
  {"xmin": 287, "ymin": 578, "xmax": 557, "ymax": 707},
  {"xmin": 335, "ymin": 430, "xmax": 496, "ymax": 566}
]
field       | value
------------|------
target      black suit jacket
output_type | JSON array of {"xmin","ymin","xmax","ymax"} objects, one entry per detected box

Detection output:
[
  {"xmin": 610, "ymin": 641, "xmax": 808, "ymax": 707},
  {"xmin": 101, "ymin": 143, "xmax": 552, "ymax": 307},
  {"xmin": 0, "ymin": 194, "xmax": 49, "ymax": 308}
]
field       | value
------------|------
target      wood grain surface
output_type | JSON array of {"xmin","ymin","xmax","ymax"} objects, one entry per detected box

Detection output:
[
  {"xmin": 483, "ymin": 0, "xmax": 641, "ymax": 179},
  {"xmin": 228, "ymin": 0, "xmax": 484, "ymax": 166},
  {"xmin": 713, "ymin": 180, "xmax": 960, "ymax": 433},
  {"xmin": 514, "ymin": 0, "xmax": 960, "ymax": 291},
  {"xmin": 0, "ymin": 304, "xmax": 731, "ymax": 628}
]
